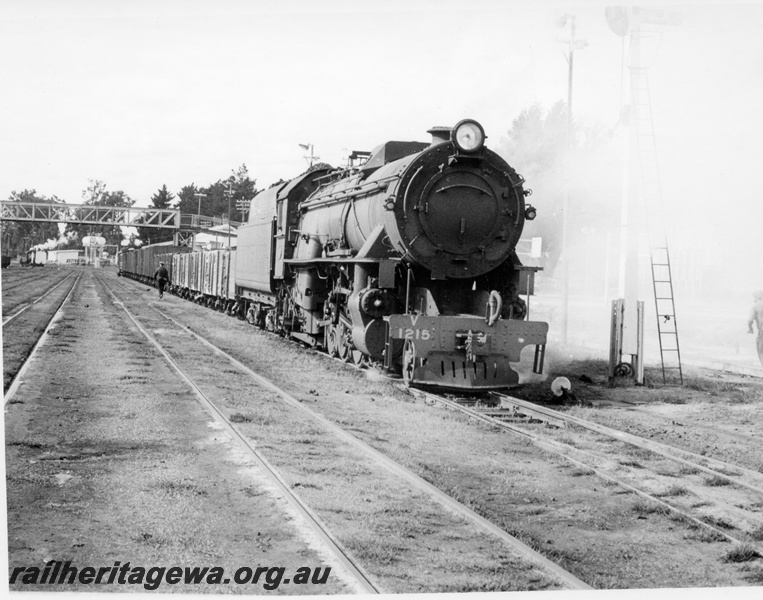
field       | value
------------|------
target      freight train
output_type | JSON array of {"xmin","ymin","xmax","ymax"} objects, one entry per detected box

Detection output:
[{"xmin": 118, "ymin": 119, "xmax": 548, "ymax": 389}]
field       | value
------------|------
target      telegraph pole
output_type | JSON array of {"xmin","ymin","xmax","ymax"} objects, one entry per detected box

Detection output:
[
  {"xmin": 558, "ymin": 14, "xmax": 587, "ymax": 345},
  {"xmin": 298, "ymin": 143, "xmax": 319, "ymax": 168},
  {"xmin": 194, "ymin": 192, "xmax": 207, "ymax": 223},
  {"xmin": 225, "ymin": 181, "xmax": 233, "ymax": 249}
]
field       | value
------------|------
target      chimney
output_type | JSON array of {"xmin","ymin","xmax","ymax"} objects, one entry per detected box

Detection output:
[{"xmin": 427, "ymin": 126, "xmax": 452, "ymax": 147}]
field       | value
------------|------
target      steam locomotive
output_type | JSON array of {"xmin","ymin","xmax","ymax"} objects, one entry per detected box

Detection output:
[{"xmin": 119, "ymin": 119, "xmax": 548, "ymax": 389}]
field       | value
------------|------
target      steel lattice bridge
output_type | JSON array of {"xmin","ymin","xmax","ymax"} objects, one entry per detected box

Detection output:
[{"xmin": 0, "ymin": 200, "xmax": 242, "ymax": 237}]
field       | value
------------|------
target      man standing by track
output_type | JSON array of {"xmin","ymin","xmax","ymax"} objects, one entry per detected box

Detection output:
[
  {"xmin": 154, "ymin": 261, "xmax": 169, "ymax": 299},
  {"xmin": 747, "ymin": 289, "xmax": 763, "ymax": 367}
]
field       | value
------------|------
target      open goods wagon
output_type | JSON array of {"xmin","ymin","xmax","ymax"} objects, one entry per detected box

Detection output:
[
  {"xmin": 172, "ymin": 249, "xmax": 236, "ymax": 311},
  {"xmin": 117, "ymin": 245, "xmax": 191, "ymax": 284}
]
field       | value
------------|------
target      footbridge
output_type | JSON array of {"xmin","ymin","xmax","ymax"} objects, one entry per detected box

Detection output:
[{"xmin": 0, "ymin": 200, "xmax": 242, "ymax": 244}]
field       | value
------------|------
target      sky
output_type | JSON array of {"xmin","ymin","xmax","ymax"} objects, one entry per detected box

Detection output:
[
  {"xmin": 1, "ymin": 0, "xmax": 762, "ymax": 277},
  {"xmin": 3, "ymin": 0, "xmax": 759, "ymax": 200}
]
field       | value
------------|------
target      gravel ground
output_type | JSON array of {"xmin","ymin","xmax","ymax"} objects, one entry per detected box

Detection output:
[
  {"xmin": 5, "ymin": 267, "xmax": 763, "ymax": 592},
  {"xmin": 128, "ymin": 273, "xmax": 763, "ymax": 589},
  {"xmin": 5, "ymin": 270, "xmax": 359, "ymax": 594}
]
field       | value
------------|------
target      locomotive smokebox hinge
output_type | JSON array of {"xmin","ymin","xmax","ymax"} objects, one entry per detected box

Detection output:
[{"xmin": 448, "ymin": 155, "xmax": 483, "ymax": 167}]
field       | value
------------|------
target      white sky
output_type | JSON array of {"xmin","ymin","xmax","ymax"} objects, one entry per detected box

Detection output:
[{"xmin": 1, "ymin": 0, "xmax": 762, "ymax": 226}]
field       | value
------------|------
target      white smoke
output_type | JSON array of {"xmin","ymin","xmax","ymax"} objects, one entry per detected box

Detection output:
[
  {"xmin": 32, "ymin": 231, "xmax": 73, "ymax": 251},
  {"xmin": 121, "ymin": 237, "xmax": 143, "ymax": 247},
  {"xmin": 120, "ymin": 226, "xmax": 143, "ymax": 248}
]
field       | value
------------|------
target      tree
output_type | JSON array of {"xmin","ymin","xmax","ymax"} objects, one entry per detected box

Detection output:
[
  {"xmin": 175, "ymin": 184, "xmax": 207, "ymax": 216},
  {"xmin": 65, "ymin": 179, "xmax": 136, "ymax": 249},
  {"xmin": 135, "ymin": 184, "xmax": 176, "ymax": 245},
  {"xmin": 173, "ymin": 164, "xmax": 257, "ymax": 222},
  {"xmin": 2, "ymin": 190, "xmax": 64, "ymax": 256},
  {"xmin": 151, "ymin": 184, "xmax": 174, "ymax": 209},
  {"xmin": 227, "ymin": 164, "xmax": 257, "ymax": 222},
  {"xmin": 497, "ymin": 102, "xmax": 621, "ymax": 275}
]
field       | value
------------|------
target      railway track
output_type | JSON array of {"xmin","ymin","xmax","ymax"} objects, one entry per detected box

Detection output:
[
  {"xmin": 3, "ymin": 272, "xmax": 75, "ymax": 325},
  {"xmin": 1, "ymin": 269, "xmax": 73, "ymax": 298},
  {"xmin": 410, "ymin": 388, "xmax": 763, "ymax": 550},
  {"xmin": 3, "ymin": 272, "xmax": 82, "ymax": 399},
  {"xmin": 102, "ymin": 272, "xmax": 591, "ymax": 591},
  {"xmin": 94, "ymin": 274, "xmax": 381, "ymax": 594},
  {"xmin": 1, "ymin": 269, "xmax": 46, "ymax": 293},
  {"xmin": 601, "ymin": 400, "xmax": 763, "ymax": 450}
]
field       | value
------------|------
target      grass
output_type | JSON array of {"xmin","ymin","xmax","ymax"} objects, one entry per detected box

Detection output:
[
  {"xmin": 156, "ymin": 480, "xmax": 208, "ymax": 497},
  {"xmin": 678, "ymin": 465, "xmax": 702, "ymax": 476},
  {"xmin": 690, "ymin": 500, "xmax": 713, "ymax": 509},
  {"xmin": 7, "ymin": 438, "xmax": 48, "ymax": 448},
  {"xmin": 703, "ymin": 475, "xmax": 731, "ymax": 487},
  {"xmin": 654, "ymin": 485, "xmax": 691, "ymax": 498},
  {"xmin": 686, "ymin": 529, "xmax": 729, "ymax": 543},
  {"xmin": 723, "ymin": 543, "xmax": 761, "ymax": 563},
  {"xmin": 229, "ymin": 412, "xmax": 253, "ymax": 423},
  {"xmin": 700, "ymin": 514, "xmax": 734, "ymax": 530},
  {"xmin": 750, "ymin": 525, "xmax": 763, "ymax": 541},
  {"xmin": 631, "ymin": 498, "xmax": 671, "ymax": 517},
  {"xmin": 291, "ymin": 436, "xmax": 318, "ymax": 444},
  {"xmin": 344, "ymin": 537, "xmax": 406, "ymax": 566},
  {"xmin": 569, "ymin": 466, "xmax": 596, "ymax": 477},
  {"xmin": 741, "ymin": 564, "xmax": 763, "ymax": 583},
  {"xmin": 684, "ymin": 377, "xmax": 742, "ymax": 394},
  {"xmin": 660, "ymin": 394, "xmax": 688, "ymax": 404},
  {"xmin": 554, "ymin": 433, "xmax": 580, "ymax": 448}
]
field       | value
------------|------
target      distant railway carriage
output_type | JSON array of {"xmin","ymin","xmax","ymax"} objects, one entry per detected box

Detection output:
[
  {"xmin": 25, "ymin": 249, "xmax": 47, "ymax": 266},
  {"xmin": 117, "ymin": 244, "xmax": 191, "ymax": 283},
  {"xmin": 118, "ymin": 119, "xmax": 548, "ymax": 390}
]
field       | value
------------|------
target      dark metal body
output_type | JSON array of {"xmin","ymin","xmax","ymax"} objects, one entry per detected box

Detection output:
[
  {"xmin": 232, "ymin": 124, "xmax": 548, "ymax": 389},
  {"xmin": 117, "ymin": 123, "xmax": 548, "ymax": 389}
]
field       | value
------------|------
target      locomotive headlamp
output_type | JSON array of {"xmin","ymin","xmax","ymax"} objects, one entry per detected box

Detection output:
[
  {"xmin": 524, "ymin": 205, "xmax": 537, "ymax": 221},
  {"xmin": 452, "ymin": 119, "xmax": 485, "ymax": 153}
]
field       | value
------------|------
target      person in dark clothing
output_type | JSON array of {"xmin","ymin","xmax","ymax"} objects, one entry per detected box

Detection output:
[{"xmin": 154, "ymin": 262, "xmax": 169, "ymax": 299}]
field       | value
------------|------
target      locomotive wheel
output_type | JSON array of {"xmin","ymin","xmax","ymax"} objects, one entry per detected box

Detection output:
[
  {"xmin": 402, "ymin": 340, "xmax": 416, "ymax": 385},
  {"xmin": 326, "ymin": 327, "xmax": 339, "ymax": 357},
  {"xmin": 337, "ymin": 336, "xmax": 349, "ymax": 361}
]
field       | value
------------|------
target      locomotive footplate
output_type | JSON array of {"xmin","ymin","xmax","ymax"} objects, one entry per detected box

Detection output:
[{"xmin": 387, "ymin": 314, "xmax": 548, "ymax": 389}]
